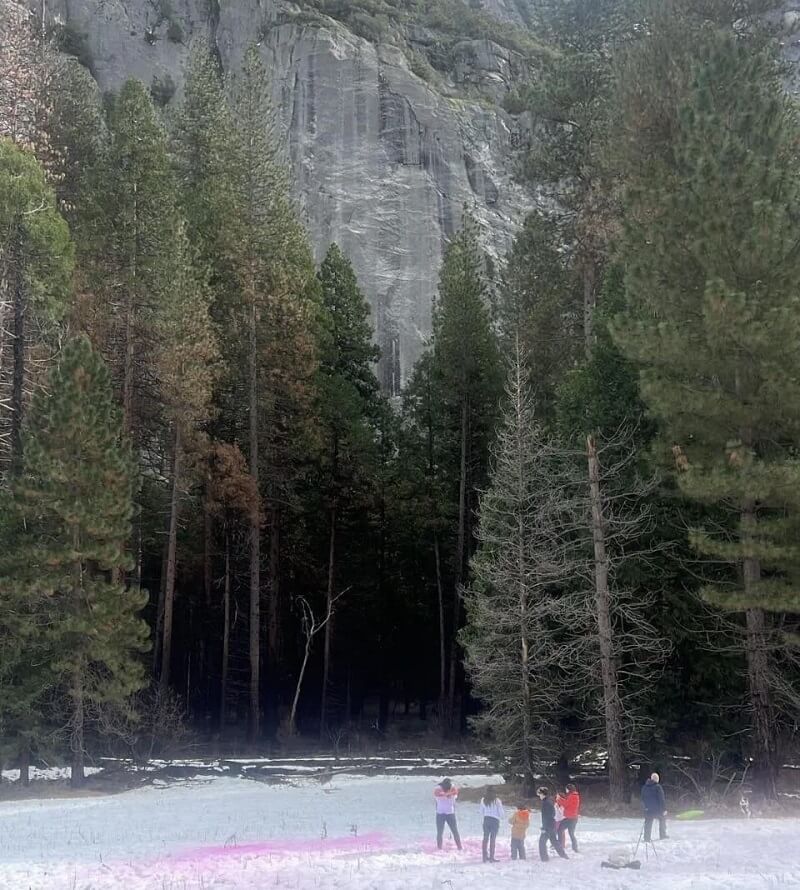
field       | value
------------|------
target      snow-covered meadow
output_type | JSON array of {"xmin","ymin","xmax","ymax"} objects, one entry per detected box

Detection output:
[{"xmin": 0, "ymin": 772, "xmax": 797, "ymax": 889}]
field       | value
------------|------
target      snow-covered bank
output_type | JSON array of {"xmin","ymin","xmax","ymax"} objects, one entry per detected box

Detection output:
[{"xmin": 0, "ymin": 773, "xmax": 796, "ymax": 889}]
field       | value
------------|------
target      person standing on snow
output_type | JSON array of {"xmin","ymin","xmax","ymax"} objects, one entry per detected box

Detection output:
[
  {"xmin": 508, "ymin": 802, "xmax": 531, "ymax": 860},
  {"xmin": 556, "ymin": 783, "xmax": 581, "ymax": 852},
  {"xmin": 479, "ymin": 786, "xmax": 504, "ymax": 862},
  {"xmin": 434, "ymin": 778, "xmax": 462, "ymax": 850},
  {"xmin": 641, "ymin": 772, "xmax": 669, "ymax": 841},
  {"xmin": 537, "ymin": 786, "xmax": 568, "ymax": 861}
]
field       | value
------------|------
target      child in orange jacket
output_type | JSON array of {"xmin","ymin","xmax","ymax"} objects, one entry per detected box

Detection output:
[
  {"xmin": 556, "ymin": 784, "xmax": 581, "ymax": 852},
  {"xmin": 508, "ymin": 803, "xmax": 530, "ymax": 860}
]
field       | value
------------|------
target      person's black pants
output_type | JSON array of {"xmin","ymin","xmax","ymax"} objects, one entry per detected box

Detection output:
[
  {"xmin": 558, "ymin": 817, "xmax": 579, "ymax": 851},
  {"xmin": 510, "ymin": 837, "xmax": 526, "ymax": 859},
  {"xmin": 436, "ymin": 813, "xmax": 462, "ymax": 849},
  {"xmin": 643, "ymin": 814, "xmax": 667, "ymax": 841},
  {"xmin": 539, "ymin": 828, "xmax": 568, "ymax": 861},
  {"xmin": 482, "ymin": 816, "xmax": 499, "ymax": 861}
]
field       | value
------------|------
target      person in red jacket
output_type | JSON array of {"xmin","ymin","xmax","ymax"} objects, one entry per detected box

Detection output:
[{"xmin": 556, "ymin": 783, "xmax": 581, "ymax": 852}]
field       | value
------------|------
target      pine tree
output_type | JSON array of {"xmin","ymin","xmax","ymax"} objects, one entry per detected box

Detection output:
[
  {"xmin": 44, "ymin": 57, "xmax": 105, "ymax": 233},
  {"xmin": 615, "ymin": 33, "xmax": 800, "ymax": 798},
  {"xmin": 432, "ymin": 214, "xmax": 503, "ymax": 730},
  {"xmin": 172, "ymin": 42, "xmax": 243, "ymax": 305},
  {"xmin": 154, "ymin": 225, "xmax": 218, "ymax": 694},
  {"xmin": 314, "ymin": 242, "xmax": 383, "ymax": 735},
  {"xmin": 91, "ymin": 79, "xmax": 178, "ymax": 438},
  {"xmin": 230, "ymin": 44, "xmax": 317, "ymax": 739},
  {"xmin": 522, "ymin": 0, "xmax": 633, "ymax": 350},
  {"xmin": 0, "ymin": 138, "xmax": 73, "ymax": 477},
  {"xmin": 398, "ymin": 351, "xmax": 453, "ymax": 715},
  {"xmin": 499, "ymin": 212, "xmax": 582, "ymax": 419},
  {"xmin": 2, "ymin": 336, "xmax": 148, "ymax": 787}
]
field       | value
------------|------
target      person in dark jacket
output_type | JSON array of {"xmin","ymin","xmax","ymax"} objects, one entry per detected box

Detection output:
[
  {"xmin": 641, "ymin": 772, "xmax": 668, "ymax": 841},
  {"xmin": 537, "ymin": 786, "xmax": 568, "ymax": 861}
]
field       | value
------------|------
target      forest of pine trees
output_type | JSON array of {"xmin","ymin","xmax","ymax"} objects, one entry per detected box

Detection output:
[{"xmin": 1, "ymin": 0, "xmax": 799, "ymax": 803}]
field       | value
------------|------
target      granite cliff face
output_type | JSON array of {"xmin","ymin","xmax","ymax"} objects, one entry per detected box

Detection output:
[{"xmin": 36, "ymin": 0, "xmax": 530, "ymax": 390}]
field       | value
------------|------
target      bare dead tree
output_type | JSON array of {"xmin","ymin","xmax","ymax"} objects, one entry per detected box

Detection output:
[
  {"xmin": 562, "ymin": 428, "xmax": 671, "ymax": 802},
  {"xmin": 462, "ymin": 343, "xmax": 587, "ymax": 780},
  {"xmin": 288, "ymin": 588, "xmax": 348, "ymax": 737}
]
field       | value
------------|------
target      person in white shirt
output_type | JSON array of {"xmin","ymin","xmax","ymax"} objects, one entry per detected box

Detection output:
[
  {"xmin": 480, "ymin": 786, "xmax": 505, "ymax": 862},
  {"xmin": 434, "ymin": 778, "xmax": 462, "ymax": 850}
]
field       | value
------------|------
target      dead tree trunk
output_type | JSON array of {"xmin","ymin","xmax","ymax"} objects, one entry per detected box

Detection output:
[
  {"xmin": 320, "ymin": 503, "xmax": 337, "ymax": 738},
  {"xmin": 289, "ymin": 591, "xmax": 345, "ymax": 737},
  {"xmin": 516, "ymin": 386, "xmax": 532, "ymax": 780},
  {"xmin": 587, "ymin": 435, "xmax": 627, "ymax": 803},
  {"xmin": 159, "ymin": 426, "xmax": 182, "ymax": 694}
]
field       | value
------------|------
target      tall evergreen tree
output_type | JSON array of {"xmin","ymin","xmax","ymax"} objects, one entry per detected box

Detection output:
[
  {"xmin": 0, "ymin": 138, "xmax": 73, "ymax": 477},
  {"xmin": 432, "ymin": 214, "xmax": 503, "ymax": 730},
  {"xmin": 499, "ymin": 212, "xmax": 582, "ymax": 419},
  {"xmin": 398, "ymin": 351, "xmax": 453, "ymax": 715},
  {"xmin": 1, "ymin": 336, "xmax": 148, "ymax": 787},
  {"xmin": 522, "ymin": 0, "xmax": 633, "ymax": 351},
  {"xmin": 313, "ymin": 243, "xmax": 383, "ymax": 735},
  {"xmin": 154, "ymin": 225, "xmax": 218, "ymax": 694},
  {"xmin": 230, "ymin": 44, "xmax": 318, "ymax": 738},
  {"xmin": 615, "ymin": 33, "xmax": 800, "ymax": 798},
  {"xmin": 90, "ymin": 79, "xmax": 177, "ymax": 439}
]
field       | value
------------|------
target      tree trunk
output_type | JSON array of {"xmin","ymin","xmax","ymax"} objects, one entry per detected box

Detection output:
[
  {"xmin": 587, "ymin": 435, "xmax": 628, "ymax": 804},
  {"xmin": 267, "ymin": 505, "xmax": 281, "ymax": 679},
  {"xmin": 517, "ymin": 456, "xmax": 532, "ymax": 779},
  {"xmin": 122, "ymin": 182, "xmax": 137, "ymax": 434},
  {"xmin": 741, "ymin": 503, "xmax": 778, "ymax": 799},
  {"xmin": 203, "ymin": 504, "xmax": 213, "ymax": 608},
  {"xmin": 248, "ymin": 289, "xmax": 261, "ymax": 743},
  {"xmin": 582, "ymin": 256, "xmax": 598, "ymax": 359},
  {"xmin": 70, "ymin": 665, "xmax": 85, "ymax": 789},
  {"xmin": 219, "ymin": 528, "xmax": 231, "ymax": 733},
  {"xmin": 425, "ymin": 369, "xmax": 447, "ymax": 724},
  {"xmin": 433, "ymin": 532, "xmax": 447, "ymax": 717},
  {"xmin": 10, "ymin": 233, "xmax": 25, "ymax": 475},
  {"xmin": 447, "ymin": 396, "xmax": 469, "ymax": 732},
  {"xmin": 320, "ymin": 503, "xmax": 337, "ymax": 738},
  {"xmin": 289, "ymin": 636, "xmax": 312, "ymax": 737},
  {"xmin": 152, "ymin": 534, "xmax": 168, "ymax": 676},
  {"xmin": 159, "ymin": 426, "xmax": 182, "ymax": 694},
  {"xmin": 19, "ymin": 740, "xmax": 30, "ymax": 787}
]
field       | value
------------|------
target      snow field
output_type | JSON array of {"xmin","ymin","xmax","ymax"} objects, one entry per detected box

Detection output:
[{"xmin": 0, "ymin": 773, "xmax": 797, "ymax": 889}]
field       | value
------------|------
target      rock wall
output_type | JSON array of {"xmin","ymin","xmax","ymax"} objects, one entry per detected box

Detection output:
[{"xmin": 35, "ymin": 0, "xmax": 529, "ymax": 390}]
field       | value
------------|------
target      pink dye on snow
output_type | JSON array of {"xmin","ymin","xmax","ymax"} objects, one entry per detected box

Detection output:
[{"xmin": 171, "ymin": 831, "xmax": 392, "ymax": 864}]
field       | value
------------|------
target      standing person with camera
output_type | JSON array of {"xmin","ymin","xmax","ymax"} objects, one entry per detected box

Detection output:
[
  {"xmin": 434, "ymin": 778, "xmax": 462, "ymax": 850},
  {"xmin": 641, "ymin": 772, "xmax": 669, "ymax": 841}
]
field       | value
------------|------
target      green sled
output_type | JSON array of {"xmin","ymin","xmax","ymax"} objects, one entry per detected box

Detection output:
[{"xmin": 675, "ymin": 810, "xmax": 705, "ymax": 821}]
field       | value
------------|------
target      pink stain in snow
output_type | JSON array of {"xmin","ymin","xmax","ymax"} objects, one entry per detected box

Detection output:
[{"xmin": 171, "ymin": 831, "xmax": 392, "ymax": 864}]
